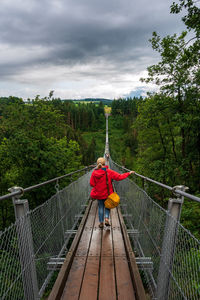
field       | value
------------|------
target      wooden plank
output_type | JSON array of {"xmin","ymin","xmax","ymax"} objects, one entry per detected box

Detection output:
[
  {"xmin": 75, "ymin": 228, "xmax": 93, "ymax": 256},
  {"xmin": 60, "ymin": 201, "xmax": 97, "ymax": 298},
  {"xmin": 79, "ymin": 208, "xmax": 101, "ymax": 299},
  {"xmin": 49, "ymin": 197, "xmax": 146, "ymax": 300},
  {"xmin": 93, "ymin": 202, "xmax": 101, "ymax": 228},
  {"xmin": 98, "ymin": 209, "xmax": 116, "ymax": 300},
  {"xmin": 101, "ymin": 228, "xmax": 113, "ymax": 256},
  {"xmin": 48, "ymin": 200, "xmax": 93, "ymax": 300},
  {"xmin": 79, "ymin": 257, "xmax": 100, "ymax": 300},
  {"xmin": 111, "ymin": 208, "xmax": 120, "ymax": 227},
  {"xmin": 99, "ymin": 257, "xmax": 117, "ymax": 300},
  {"xmin": 111, "ymin": 209, "xmax": 136, "ymax": 299},
  {"xmin": 61, "ymin": 202, "xmax": 97, "ymax": 298},
  {"xmin": 76, "ymin": 202, "xmax": 97, "ymax": 256},
  {"xmin": 111, "ymin": 209, "xmax": 126, "ymax": 256},
  {"xmin": 117, "ymin": 207, "xmax": 147, "ymax": 300},
  {"xmin": 112, "ymin": 227, "xmax": 126, "ymax": 256},
  {"xmin": 84, "ymin": 200, "xmax": 98, "ymax": 228},
  {"xmin": 88, "ymin": 209, "xmax": 102, "ymax": 257},
  {"xmin": 61, "ymin": 257, "xmax": 86, "ymax": 300},
  {"xmin": 115, "ymin": 257, "xmax": 136, "ymax": 300}
]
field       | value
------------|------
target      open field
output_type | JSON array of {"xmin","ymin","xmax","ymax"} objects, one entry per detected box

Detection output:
[
  {"xmin": 104, "ymin": 106, "xmax": 112, "ymax": 114},
  {"xmin": 73, "ymin": 101, "xmax": 99, "ymax": 104}
]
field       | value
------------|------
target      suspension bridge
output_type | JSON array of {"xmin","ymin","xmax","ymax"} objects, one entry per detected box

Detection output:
[{"xmin": 0, "ymin": 115, "xmax": 200, "ymax": 300}]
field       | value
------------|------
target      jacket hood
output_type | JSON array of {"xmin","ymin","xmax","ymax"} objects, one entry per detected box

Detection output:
[{"xmin": 92, "ymin": 165, "xmax": 108, "ymax": 179}]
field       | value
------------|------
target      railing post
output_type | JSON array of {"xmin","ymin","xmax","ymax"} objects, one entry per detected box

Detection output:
[
  {"xmin": 156, "ymin": 185, "xmax": 187, "ymax": 300},
  {"xmin": 10, "ymin": 187, "xmax": 39, "ymax": 300}
]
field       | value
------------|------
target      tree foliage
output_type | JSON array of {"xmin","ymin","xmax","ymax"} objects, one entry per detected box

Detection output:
[
  {"xmin": 170, "ymin": 0, "xmax": 200, "ymax": 36},
  {"xmin": 0, "ymin": 97, "xmax": 105, "ymax": 229},
  {"xmin": 111, "ymin": 97, "xmax": 139, "ymax": 117},
  {"xmin": 121, "ymin": 0, "xmax": 200, "ymax": 238}
]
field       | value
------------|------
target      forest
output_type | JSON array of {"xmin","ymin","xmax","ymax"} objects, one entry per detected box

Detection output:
[
  {"xmin": 0, "ymin": 96, "xmax": 106, "ymax": 229},
  {"xmin": 110, "ymin": 0, "xmax": 200, "ymax": 239},
  {"xmin": 0, "ymin": 0, "xmax": 200, "ymax": 239}
]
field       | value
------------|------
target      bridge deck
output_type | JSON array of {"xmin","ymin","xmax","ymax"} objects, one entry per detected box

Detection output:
[{"xmin": 49, "ymin": 200, "xmax": 146, "ymax": 300}]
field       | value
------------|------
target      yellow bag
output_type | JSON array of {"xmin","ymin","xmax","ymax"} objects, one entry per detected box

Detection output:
[{"xmin": 105, "ymin": 192, "xmax": 120, "ymax": 209}]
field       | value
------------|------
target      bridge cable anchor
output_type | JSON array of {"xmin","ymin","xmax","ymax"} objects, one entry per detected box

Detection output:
[{"xmin": 8, "ymin": 186, "xmax": 24, "ymax": 199}]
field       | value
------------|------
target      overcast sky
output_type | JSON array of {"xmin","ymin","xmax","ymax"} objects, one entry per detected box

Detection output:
[{"xmin": 0, "ymin": 0, "xmax": 185, "ymax": 100}]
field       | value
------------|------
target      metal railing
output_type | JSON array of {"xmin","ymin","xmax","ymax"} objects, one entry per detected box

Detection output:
[
  {"xmin": 1, "ymin": 112, "xmax": 200, "ymax": 300},
  {"xmin": 0, "ymin": 166, "xmax": 94, "ymax": 202},
  {"xmin": 110, "ymin": 159, "xmax": 200, "ymax": 300},
  {"xmin": 0, "ymin": 166, "xmax": 93, "ymax": 300},
  {"xmin": 111, "ymin": 161, "xmax": 200, "ymax": 204}
]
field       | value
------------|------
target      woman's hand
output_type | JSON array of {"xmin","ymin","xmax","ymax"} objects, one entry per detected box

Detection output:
[{"xmin": 129, "ymin": 171, "xmax": 135, "ymax": 175}]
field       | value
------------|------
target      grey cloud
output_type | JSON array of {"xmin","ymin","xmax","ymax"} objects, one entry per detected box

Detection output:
[
  {"xmin": 0, "ymin": 0, "xmax": 185, "ymax": 94},
  {"xmin": 0, "ymin": 0, "xmax": 183, "ymax": 45}
]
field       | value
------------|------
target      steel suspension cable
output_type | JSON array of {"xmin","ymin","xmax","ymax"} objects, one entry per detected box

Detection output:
[
  {"xmin": 0, "ymin": 164, "xmax": 95, "ymax": 202},
  {"xmin": 111, "ymin": 160, "xmax": 200, "ymax": 203}
]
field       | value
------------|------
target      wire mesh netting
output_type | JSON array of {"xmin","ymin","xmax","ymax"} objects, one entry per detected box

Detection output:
[
  {"xmin": 0, "ymin": 170, "xmax": 92, "ymax": 300},
  {"xmin": 110, "ymin": 159, "xmax": 200, "ymax": 300},
  {"xmin": 1, "ymin": 158, "xmax": 200, "ymax": 300}
]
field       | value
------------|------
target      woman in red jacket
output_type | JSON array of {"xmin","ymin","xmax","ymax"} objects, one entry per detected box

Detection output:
[{"xmin": 90, "ymin": 157, "xmax": 134, "ymax": 228}]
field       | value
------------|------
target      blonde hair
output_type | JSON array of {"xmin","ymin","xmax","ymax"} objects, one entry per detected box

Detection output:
[{"xmin": 97, "ymin": 157, "xmax": 106, "ymax": 169}]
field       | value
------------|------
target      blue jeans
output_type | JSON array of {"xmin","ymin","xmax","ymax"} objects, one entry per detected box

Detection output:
[{"xmin": 98, "ymin": 199, "xmax": 110, "ymax": 223}]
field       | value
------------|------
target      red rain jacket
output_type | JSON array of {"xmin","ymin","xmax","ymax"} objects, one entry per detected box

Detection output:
[{"xmin": 90, "ymin": 165, "xmax": 130, "ymax": 200}]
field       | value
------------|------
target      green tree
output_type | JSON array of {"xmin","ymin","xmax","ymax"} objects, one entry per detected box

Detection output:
[
  {"xmin": 135, "ymin": 0, "xmax": 200, "ymax": 237},
  {"xmin": 0, "ymin": 98, "xmax": 83, "ymax": 229},
  {"xmin": 134, "ymin": 95, "xmax": 178, "ymax": 184},
  {"xmin": 140, "ymin": 29, "xmax": 200, "ymax": 188},
  {"xmin": 170, "ymin": 0, "xmax": 200, "ymax": 36}
]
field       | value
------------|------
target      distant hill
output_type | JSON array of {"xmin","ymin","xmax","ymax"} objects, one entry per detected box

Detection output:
[{"xmin": 62, "ymin": 98, "xmax": 113, "ymax": 105}]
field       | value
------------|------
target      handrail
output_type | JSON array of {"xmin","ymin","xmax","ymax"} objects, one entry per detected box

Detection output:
[
  {"xmin": 112, "ymin": 160, "xmax": 200, "ymax": 203},
  {"xmin": 0, "ymin": 165, "xmax": 95, "ymax": 202}
]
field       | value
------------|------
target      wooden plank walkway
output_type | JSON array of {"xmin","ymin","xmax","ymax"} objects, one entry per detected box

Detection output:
[{"xmin": 49, "ymin": 200, "xmax": 146, "ymax": 300}]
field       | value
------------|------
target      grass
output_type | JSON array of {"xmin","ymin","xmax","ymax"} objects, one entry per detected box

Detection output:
[
  {"xmin": 104, "ymin": 106, "xmax": 112, "ymax": 114},
  {"xmin": 73, "ymin": 101, "xmax": 99, "ymax": 105}
]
